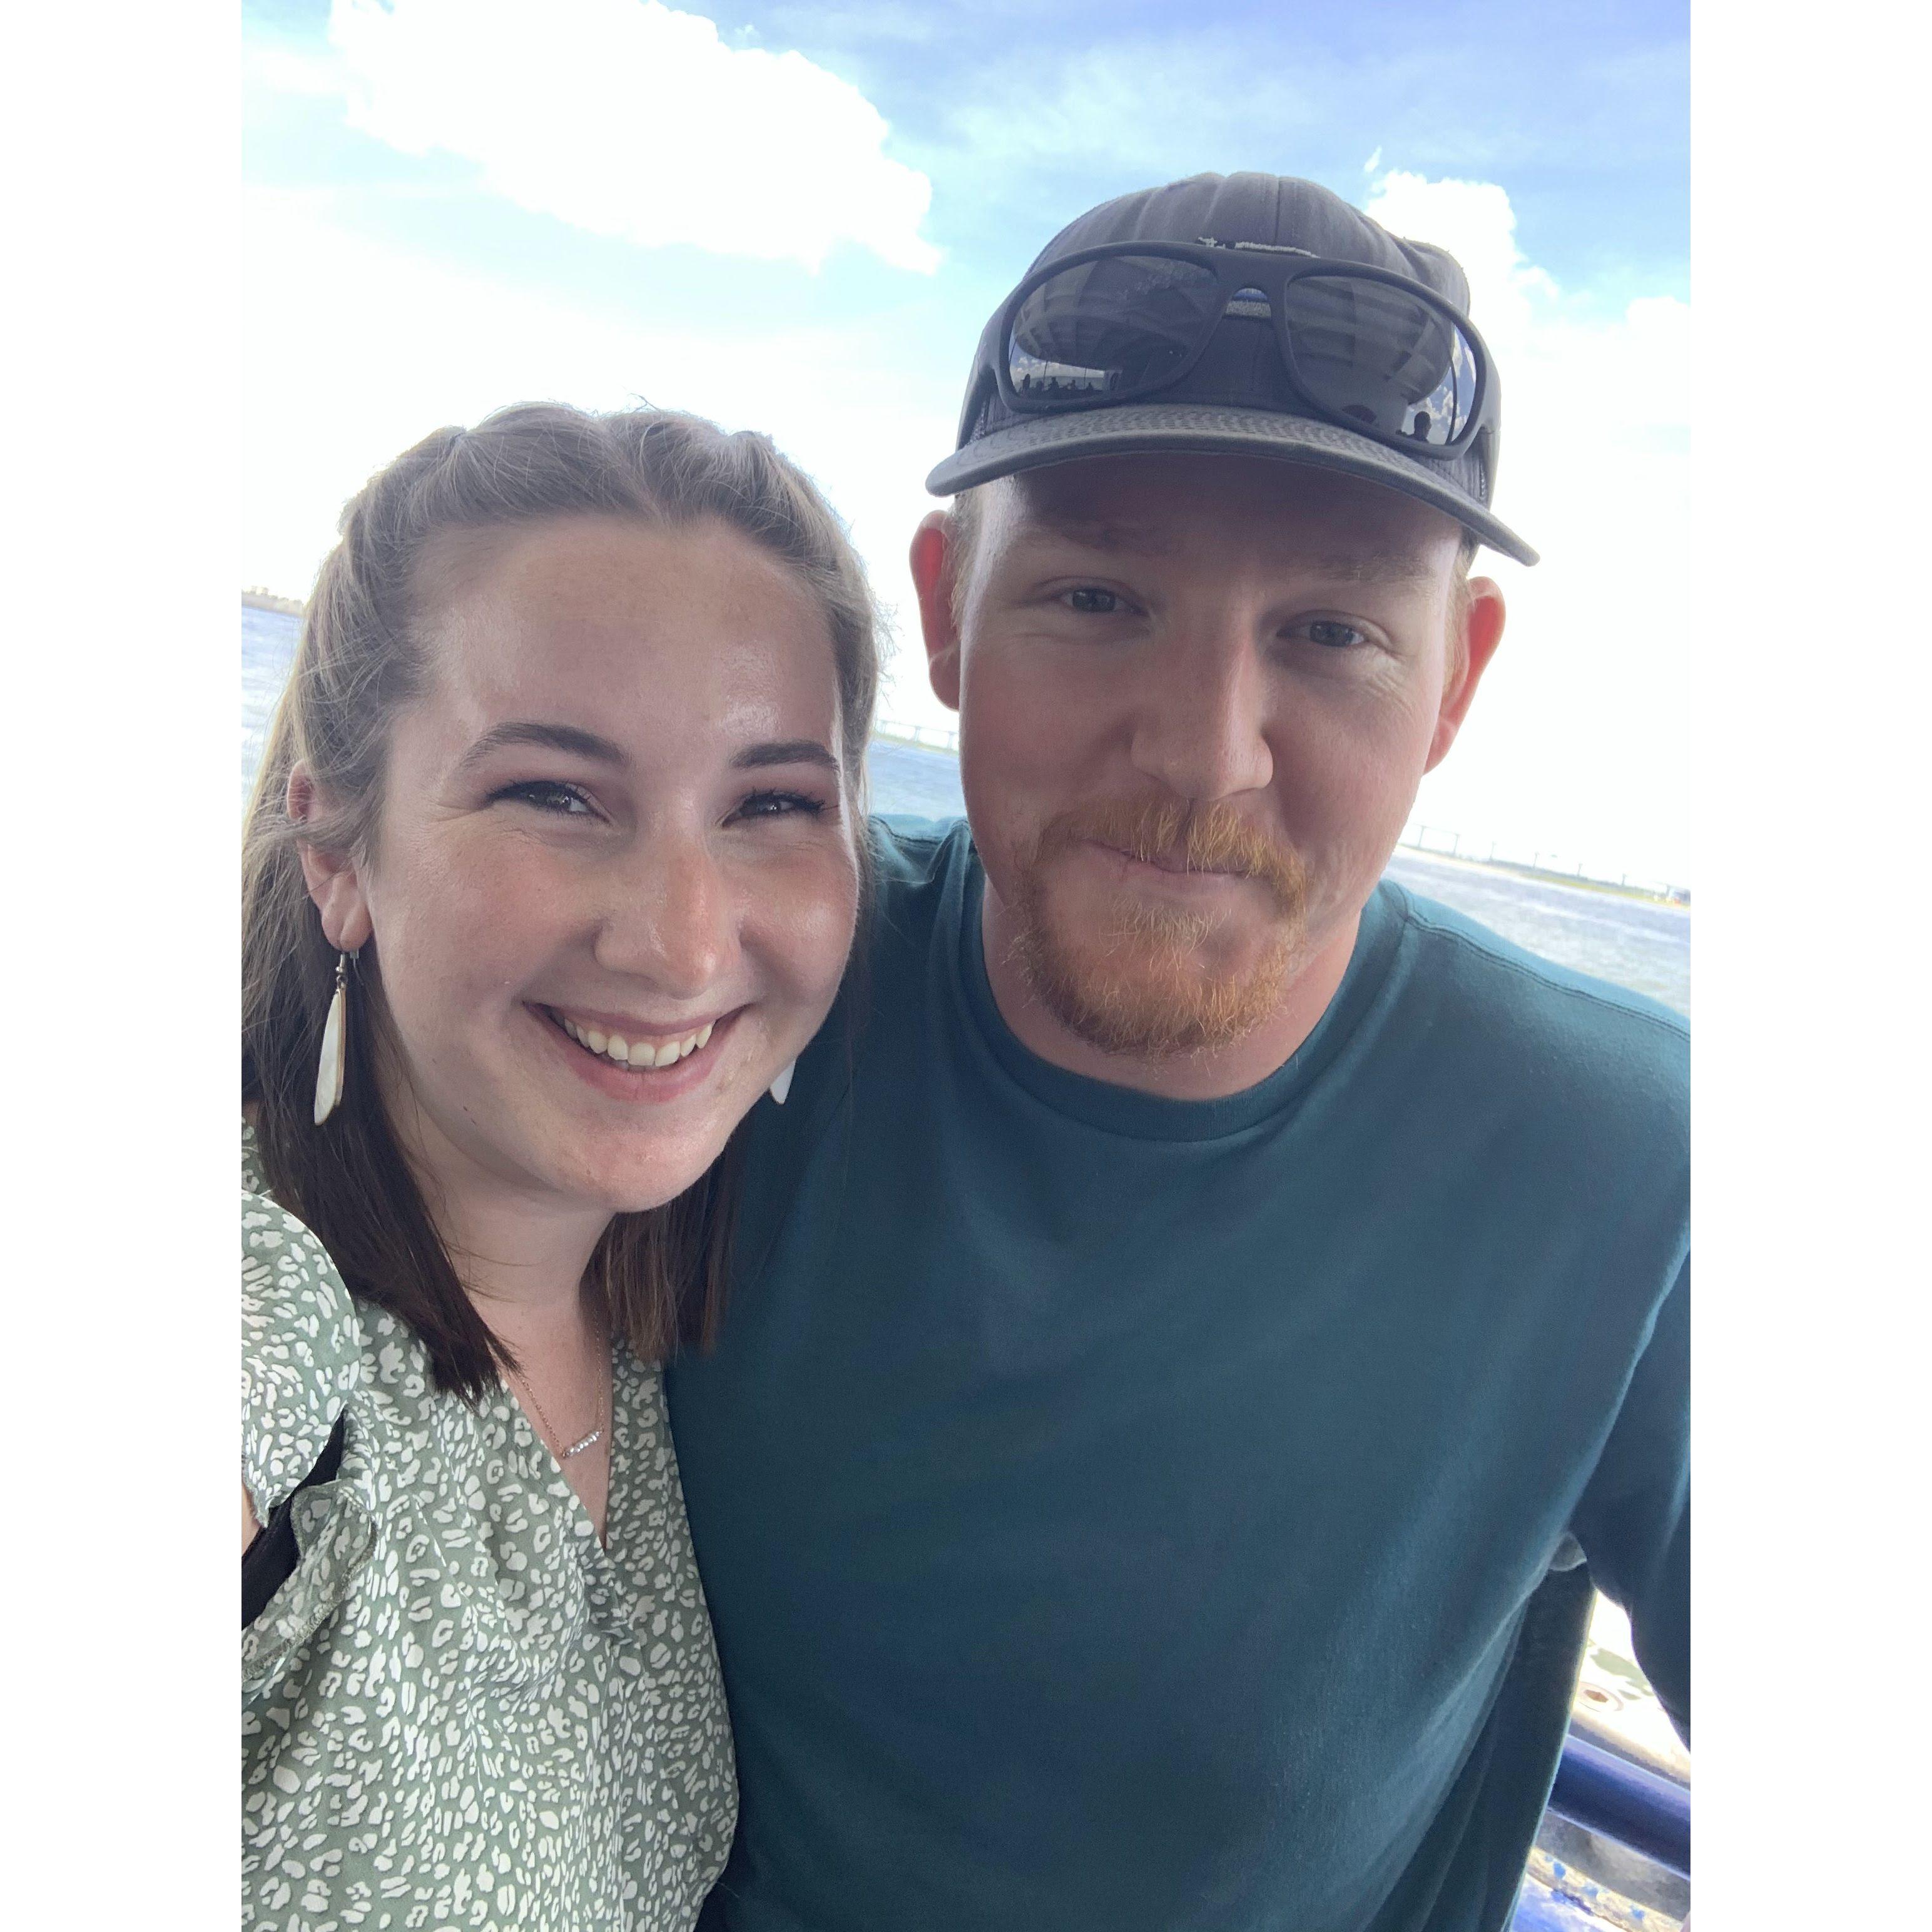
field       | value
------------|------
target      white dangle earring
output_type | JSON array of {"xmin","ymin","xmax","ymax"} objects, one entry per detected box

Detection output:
[
  {"xmin": 313, "ymin": 950, "xmax": 353, "ymax": 1126},
  {"xmin": 768, "ymin": 1059, "xmax": 796, "ymax": 1107}
]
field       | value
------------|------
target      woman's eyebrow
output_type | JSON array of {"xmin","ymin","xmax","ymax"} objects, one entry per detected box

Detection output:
[
  {"xmin": 458, "ymin": 721, "xmax": 629, "ymax": 770},
  {"xmin": 457, "ymin": 723, "xmax": 836, "ymax": 775},
  {"xmin": 732, "ymin": 739, "xmax": 839, "ymax": 773}
]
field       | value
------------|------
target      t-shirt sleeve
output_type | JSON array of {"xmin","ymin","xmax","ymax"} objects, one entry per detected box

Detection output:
[{"xmin": 1570, "ymin": 1255, "xmax": 1690, "ymax": 1744}]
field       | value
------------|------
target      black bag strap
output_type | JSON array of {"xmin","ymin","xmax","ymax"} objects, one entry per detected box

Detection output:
[{"xmin": 242, "ymin": 1411, "xmax": 348, "ymax": 1629}]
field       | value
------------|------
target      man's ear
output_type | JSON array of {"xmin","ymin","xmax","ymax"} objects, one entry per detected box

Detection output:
[
  {"xmin": 1425, "ymin": 577, "xmax": 1506, "ymax": 773},
  {"xmin": 287, "ymin": 763, "xmax": 375, "ymax": 953},
  {"xmin": 908, "ymin": 509, "xmax": 963, "ymax": 712}
]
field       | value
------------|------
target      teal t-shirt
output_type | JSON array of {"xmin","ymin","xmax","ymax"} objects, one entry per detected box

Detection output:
[{"xmin": 668, "ymin": 820, "xmax": 1689, "ymax": 1932}]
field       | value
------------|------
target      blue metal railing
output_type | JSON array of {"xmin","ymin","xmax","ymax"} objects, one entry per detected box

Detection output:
[
  {"xmin": 1510, "ymin": 1728, "xmax": 1690, "ymax": 1928},
  {"xmin": 1548, "ymin": 1734, "xmax": 1690, "ymax": 1879}
]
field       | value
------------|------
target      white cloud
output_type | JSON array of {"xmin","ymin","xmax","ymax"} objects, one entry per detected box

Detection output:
[
  {"xmin": 1364, "ymin": 166, "xmax": 1687, "ymax": 437},
  {"xmin": 1364, "ymin": 168, "xmax": 1561, "ymax": 348},
  {"xmin": 244, "ymin": 39, "xmax": 350, "ymax": 98},
  {"xmin": 325, "ymin": 0, "xmax": 940, "ymax": 273},
  {"xmin": 241, "ymin": 187, "xmax": 952, "ymax": 719},
  {"xmin": 1362, "ymin": 168, "xmax": 1692, "ymax": 884}
]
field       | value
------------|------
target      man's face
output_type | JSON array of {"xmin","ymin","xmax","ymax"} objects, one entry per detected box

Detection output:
[{"xmin": 922, "ymin": 453, "xmax": 1497, "ymax": 1063}]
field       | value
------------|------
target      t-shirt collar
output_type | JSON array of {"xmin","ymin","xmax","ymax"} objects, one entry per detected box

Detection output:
[{"xmin": 952, "ymin": 842, "xmax": 1405, "ymax": 1142}]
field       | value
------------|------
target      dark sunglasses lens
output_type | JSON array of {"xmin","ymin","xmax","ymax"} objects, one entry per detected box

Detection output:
[
  {"xmin": 1008, "ymin": 255, "xmax": 1222, "ymax": 402},
  {"xmin": 1279, "ymin": 275, "xmax": 1480, "ymax": 446}
]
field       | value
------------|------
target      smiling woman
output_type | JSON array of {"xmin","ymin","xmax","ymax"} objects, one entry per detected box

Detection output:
[{"xmin": 240, "ymin": 404, "xmax": 880, "ymax": 1931}]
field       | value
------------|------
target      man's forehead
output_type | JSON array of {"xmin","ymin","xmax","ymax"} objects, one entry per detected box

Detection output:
[{"xmin": 990, "ymin": 457, "xmax": 1460, "ymax": 577}]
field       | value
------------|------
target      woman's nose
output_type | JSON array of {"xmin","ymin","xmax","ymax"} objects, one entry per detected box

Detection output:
[{"xmin": 591, "ymin": 831, "xmax": 738, "ymax": 999}]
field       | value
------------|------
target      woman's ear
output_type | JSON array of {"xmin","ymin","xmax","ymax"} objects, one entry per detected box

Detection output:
[{"xmin": 288, "ymin": 763, "xmax": 374, "ymax": 953}]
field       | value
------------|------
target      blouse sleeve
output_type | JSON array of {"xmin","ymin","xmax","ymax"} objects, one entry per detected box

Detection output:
[
  {"xmin": 242, "ymin": 1189, "xmax": 364, "ymax": 1522},
  {"xmin": 242, "ymin": 1187, "xmax": 377, "ymax": 1694}
]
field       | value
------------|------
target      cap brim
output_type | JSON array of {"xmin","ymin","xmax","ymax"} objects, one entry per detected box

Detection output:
[{"xmin": 924, "ymin": 403, "xmax": 1538, "ymax": 567}]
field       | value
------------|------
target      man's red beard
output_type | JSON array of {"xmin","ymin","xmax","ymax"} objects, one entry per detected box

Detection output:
[{"xmin": 1005, "ymin": 797, "xmax": 1309, "ymax": 1058}]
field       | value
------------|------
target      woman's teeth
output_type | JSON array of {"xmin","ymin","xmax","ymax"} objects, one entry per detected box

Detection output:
[{"xmin": 557, "ymin": 1013, "xmax": 715, "ymax": 1070}]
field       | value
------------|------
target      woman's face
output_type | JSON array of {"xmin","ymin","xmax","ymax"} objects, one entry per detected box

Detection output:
[{"xmin": 306, "ymin": 513, "xmax": 861, "ymax": 1218}]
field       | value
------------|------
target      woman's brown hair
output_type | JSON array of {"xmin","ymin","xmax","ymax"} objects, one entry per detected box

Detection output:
[{"xmin": 243, "ymin": 403, "xmax": 880, "ymax": 1399}]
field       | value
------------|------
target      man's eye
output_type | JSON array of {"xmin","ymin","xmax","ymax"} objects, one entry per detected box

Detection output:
[
  {"xmin": 492, "ymin": 780, "xmax": 596, "ymax": 816},
  {"xmin": 731, "ymin": 790, "xmax": 828, "ymax": 823},
  {"xmin": 1300, "ymin": 620, "xmax": 1369, "ymax": 650},
  {"xmin": 1065, "ymin": 587, "xmax": 1124, "ymax": 614}
]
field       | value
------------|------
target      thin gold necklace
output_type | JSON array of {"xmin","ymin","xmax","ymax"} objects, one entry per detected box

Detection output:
[{"xmin": 507, "ymin": 1360, "xmax": 608, "ymax": 1462}]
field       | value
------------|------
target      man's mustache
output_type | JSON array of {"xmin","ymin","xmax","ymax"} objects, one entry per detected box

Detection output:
[{"xmin": 1042, "ymin": 798, "xmax": 1306, "ymax": 912}]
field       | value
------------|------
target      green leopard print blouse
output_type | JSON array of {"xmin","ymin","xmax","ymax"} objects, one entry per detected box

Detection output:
[{"xmin": 242, "ymin": 1128, "xmax": 736, "ymax": 1930}]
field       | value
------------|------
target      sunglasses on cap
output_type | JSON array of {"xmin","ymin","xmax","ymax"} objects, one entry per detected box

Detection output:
[{"xmin": 995, "ymin": 238, "xmax": 1497, "ymax": 460}]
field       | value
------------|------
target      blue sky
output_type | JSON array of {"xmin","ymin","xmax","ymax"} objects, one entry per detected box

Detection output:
[{"xmin": 243, "ymin": 0, "xmax": 1690, "ymax": 882}]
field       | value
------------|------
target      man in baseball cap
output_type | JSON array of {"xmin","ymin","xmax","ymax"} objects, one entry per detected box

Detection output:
[{"xmin": 671, "ymin": 173, "xmax": 1687, "ymax": 1932}]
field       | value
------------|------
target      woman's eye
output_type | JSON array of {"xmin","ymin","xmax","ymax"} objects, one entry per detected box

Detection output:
[
  {"xmin": 1064, "ymin": 586, "xmax": 1125, "ymax": 615},
  {"xmin": 1299, "ymin": 619, "xmax": 1370, "ymax": 651},
  {"xmin": 492, "ymin": 780, "xmax": 597, "ymax": 816},
  {"xmin": 731, "ymin": 789, "xmax": 828, "ymax": 824}
]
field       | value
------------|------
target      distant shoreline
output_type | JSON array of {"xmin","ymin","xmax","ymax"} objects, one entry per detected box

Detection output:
[
  {"xmin": 1393, "ymin": 842, "xmax": 1690, "ymax": 911},
  {"xmin": 243, "ymin": 588, "xmax": 303, "ymax": 616}
]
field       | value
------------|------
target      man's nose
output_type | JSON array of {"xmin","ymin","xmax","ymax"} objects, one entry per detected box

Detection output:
[
  {"xmin": 1126, "ymin": 617, "xmax": 1276, "ymax": 801},
  {"xmin": 592, "ymin": 829, "xmax": 738, "ymax": 999}
]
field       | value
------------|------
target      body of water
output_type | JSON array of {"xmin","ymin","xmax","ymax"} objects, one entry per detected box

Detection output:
[
  {"xmin": 243, "ymin": 603, "xmax": 1688, "ymax": 1016},
  {"xmin": 242, "ymin": 603, "xmax": 301, "ymax": 807}
]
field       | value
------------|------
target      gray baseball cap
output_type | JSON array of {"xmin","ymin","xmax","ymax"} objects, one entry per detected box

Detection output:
[{"xmin": 926, "ymin": 171, "xmax": 1537, "ymax": 567}]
